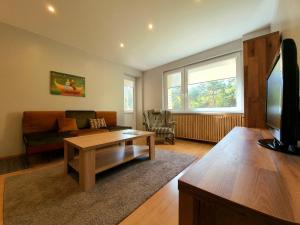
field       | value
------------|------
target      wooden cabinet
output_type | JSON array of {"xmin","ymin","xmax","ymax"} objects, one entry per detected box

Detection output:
[
  {"xmin": 243, "ymin": 32, "xmax": 281, "ymax": 128},
  {"xmin": 178, "ymin": 127, "xmax": 300, "ymax": 225}
]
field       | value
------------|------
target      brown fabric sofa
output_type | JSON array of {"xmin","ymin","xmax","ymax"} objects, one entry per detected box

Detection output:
[{"xmin": 23, "ymin": 111, "xmax": 131, "ymax": 155}]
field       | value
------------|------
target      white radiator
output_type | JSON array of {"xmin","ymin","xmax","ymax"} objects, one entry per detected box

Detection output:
[{"xmin": 171, "ymin": 113, "xmax": 245, "ymax": 142}]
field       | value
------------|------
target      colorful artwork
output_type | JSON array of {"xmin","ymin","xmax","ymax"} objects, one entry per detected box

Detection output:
[{"xmin": 50, "ymin": 71, "xmax": 85, "ymax": 97}]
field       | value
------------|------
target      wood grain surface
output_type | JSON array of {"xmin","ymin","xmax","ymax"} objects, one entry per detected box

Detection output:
[
  {"xmin": 64, "ymin": 130, "xmax": 155, "ymax": 150},
  {"xmin": 243, "ymin": 32, "xmax": 281, "ymax": 128},
  {"xmin": 179, "ymin": 127, "xmax": 300, "ymax": 225}
]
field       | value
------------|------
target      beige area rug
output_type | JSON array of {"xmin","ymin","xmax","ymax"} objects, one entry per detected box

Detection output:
[{"xmin": 4, "ymin": 150, "xmax": 196, "ymax": 225}]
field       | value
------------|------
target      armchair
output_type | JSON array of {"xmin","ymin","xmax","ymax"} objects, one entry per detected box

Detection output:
[{"xmin": 143, "ymin": 109, "xmax": 176, "ymax": 144}]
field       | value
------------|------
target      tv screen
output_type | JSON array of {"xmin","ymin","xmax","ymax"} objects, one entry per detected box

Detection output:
[
  {"xmin": 266, "ymin": 55, "xmax": 283, "ymax": 141},
  {"xmin": 259, "ymin": 38, "xmax": 299, "ymax": 154}
]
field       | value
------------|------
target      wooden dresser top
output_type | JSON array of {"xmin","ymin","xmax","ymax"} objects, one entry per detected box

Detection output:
[{"xmin": 179, "ymin": 127, "xmax": 300, "ymax": 224}]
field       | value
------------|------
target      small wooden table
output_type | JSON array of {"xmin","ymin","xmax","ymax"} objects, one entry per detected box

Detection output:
[{"xmin": 64, "ymin": 130, "xmax": 155, "ymax": 191}]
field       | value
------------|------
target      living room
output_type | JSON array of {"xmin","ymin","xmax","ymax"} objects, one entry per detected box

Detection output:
[{"xmin": 0, "ymin": 0, "xmax": 300, "ymax": 225}]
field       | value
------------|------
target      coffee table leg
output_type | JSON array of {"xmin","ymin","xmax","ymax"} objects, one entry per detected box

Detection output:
[
  {"xmin": 149, "ymin": 135, "xmax": 155, "ymax": 160},
  {"xmin": 79, "ymin": 149, "xmax": 96, "ymax": 191},
  {"xmin": 64, "ymin": 141, "xmax": 74, "ymax": 175}
]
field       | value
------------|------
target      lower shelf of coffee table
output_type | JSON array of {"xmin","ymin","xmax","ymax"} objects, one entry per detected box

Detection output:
[{"xmin": 68, "ymin": 145, "xmax": 149, "ymax": 174}]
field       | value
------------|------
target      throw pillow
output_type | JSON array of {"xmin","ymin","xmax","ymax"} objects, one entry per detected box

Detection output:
[
  {"xmin": 89, "ymin": 118, "xmax": 107, "ymax": 129},
  {"xmin": 58, "ymin": 118, "xmax": 78, "ymax": 132}
]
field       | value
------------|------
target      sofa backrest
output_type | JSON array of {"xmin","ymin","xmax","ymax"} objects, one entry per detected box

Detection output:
[
  {"xmin": 65, "ymin": 110, "xmax": 96, "ymax": 129},
  {"xmin": 96, "ymin": 111, "xmax": 117, "ymax": 127},
  {"xmin": 23, "ymin": 111, "xmax": 65, "ymax": 134},
  {"xmin": 23, "ymin": 110, "xmax": 117, "ymax": 134},
  {"xmin": 143, "ymin": 110, "xmax": 169, "ymax": 128}
]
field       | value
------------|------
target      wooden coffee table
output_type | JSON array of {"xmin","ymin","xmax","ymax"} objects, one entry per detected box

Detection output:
[{"xmin": 64, "ymin": 129, "xmax": 155, "ymax": 191}]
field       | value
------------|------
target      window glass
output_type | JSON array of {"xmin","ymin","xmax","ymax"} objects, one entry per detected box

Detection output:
[
  {"xmin": 124, "ymin": 79, "xmax": 134, "ymax": 112},
  {"xmin": 187, "ymin": 58, "xmax": 237, "ymax": 109},
  {"xmin": 166, "ymin": 72, "xmax": 183, "ymax": 110}
]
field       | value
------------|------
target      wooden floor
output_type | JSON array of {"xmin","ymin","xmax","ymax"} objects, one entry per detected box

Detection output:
[{"xmin": 0, "ymin": 139, "xmax": 213, "ymax": 225}]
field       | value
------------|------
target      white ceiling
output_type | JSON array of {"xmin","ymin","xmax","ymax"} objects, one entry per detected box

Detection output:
[{"xmin": 0, "ymin": 0, "xmax": 278, "ymax": 71}]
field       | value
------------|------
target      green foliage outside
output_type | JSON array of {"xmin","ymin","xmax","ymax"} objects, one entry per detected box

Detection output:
[
  {"xmin": 168, "ymin": 87, "xmax": 182, "ymax": 110},
  {"xmin": 168, "ymin": 78, "xmax": 237, "ymax": 110},
  {"xmin": 188, "ymin": 78, "xmax": 236, "ymax": 108}
]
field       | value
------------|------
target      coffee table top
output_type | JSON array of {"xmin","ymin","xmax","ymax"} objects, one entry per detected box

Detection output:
[{"xmin": 64, "ymin": 129, "xmax": 155, "ymax": 150}]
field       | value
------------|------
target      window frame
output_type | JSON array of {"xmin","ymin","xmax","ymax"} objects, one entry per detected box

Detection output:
[
  {"xmin": 163, "ymin": 68, "xmax": 185, "ymax": 111},
  {"xmin": 123, "ymin": 77, "xmax": 135, "ymax": 113},
  {"xmin": 163, "ymin": 52, "xmax": 244, "ymax": 113}
]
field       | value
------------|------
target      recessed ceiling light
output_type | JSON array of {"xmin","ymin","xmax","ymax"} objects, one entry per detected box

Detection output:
[
  {"xmin": 148, "ymin": 23, "xmax": 154, "ymax": 30},
  {"xmin": 120, "ymin": 43, "xmax": 125, "ymax": 48},
  {"xmin": 47, "ymin": 5, "xmax": 56, "ymax": 14}
]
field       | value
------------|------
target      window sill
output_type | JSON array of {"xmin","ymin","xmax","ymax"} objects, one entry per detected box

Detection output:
[{"xmin": 169, "ymin": 110, "xmax": 244, "ymax": 115}]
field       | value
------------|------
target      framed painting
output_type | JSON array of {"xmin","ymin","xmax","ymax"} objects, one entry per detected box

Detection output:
[{"xmin": 50, "ymin": 71, "xmax": 86, "ymax": 97}]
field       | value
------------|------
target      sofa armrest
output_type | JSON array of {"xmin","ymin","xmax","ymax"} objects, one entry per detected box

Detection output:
[
  {"xmin": 143, "ymin": 122, "xmax": 151, "ymax": 131},
  {"xmin": 167, "ymin": 121, "xmax": 176, "ymax": 127},
  {"xmin": 167, "ymin": 121, "xmax": 176, "ymax": 132}
]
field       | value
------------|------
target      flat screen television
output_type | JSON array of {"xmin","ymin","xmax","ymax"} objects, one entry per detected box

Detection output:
[{"xmin": 258, "ymin": 38, "xmax": 300, "ymax": 154}]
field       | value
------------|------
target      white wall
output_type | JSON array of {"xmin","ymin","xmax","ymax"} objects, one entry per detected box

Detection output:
[
  {"xmin": 242, "ymin": 26, "xmax": 271, "ymax": 41},
  {"xmin": 136, "ymin": 76, "xmax": 144, "ymax": 130},
  {"xmin": 0, "ymin": 22, "xmax": 141, "ymax": 157},
  {"xmin": 271, "ymin": 0, "xmax": 300, "ymax": 64},
  {"xmin": 142, "ymin": 39, "xmax": 243, "ymax": 114}
]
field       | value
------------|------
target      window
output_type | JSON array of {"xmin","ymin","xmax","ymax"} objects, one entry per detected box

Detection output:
[
  {"xmin": 124, "ymin": 79, "xmax": 134, "ymax": 112},
  {"xmin": 163, "ymin": 53, "xmax": 243, "ymax": 113},
  {"xmin": 165, "ymin": 69, "xmax": 184, "ymax": 110},
  {"xmin": 187, "ymin": 58, "xmax": 237, "ymax": 110}
]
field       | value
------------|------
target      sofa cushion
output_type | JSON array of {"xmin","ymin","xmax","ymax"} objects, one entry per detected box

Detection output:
[
  {"xmin": 89, "ymin": 118, "xmax": 107, "ymax": 129},
  {"xmin": 71, "ymin": 128, "xmax": 109, "ymax": 136},
  {"xmin": 107, "ymin": 125, "xmax": 132, "ymax": 132},
  {"xmin": 26, "ymin": 143, "xmax": 64, "ymax": 155},
  {"xmin": 58, "ymin": 118, "xmax": 78, "ymax": 132},
  {"xmin": 66, "ymin": 110, "xmax": 96, "ymax": 129},
  {"xmin": 150, "ymin": 127, "xmax": 173, "ymax": 134},
  {"xmin": 24, "ymin": 132, "xmax": 63, "ymax": 147}
]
